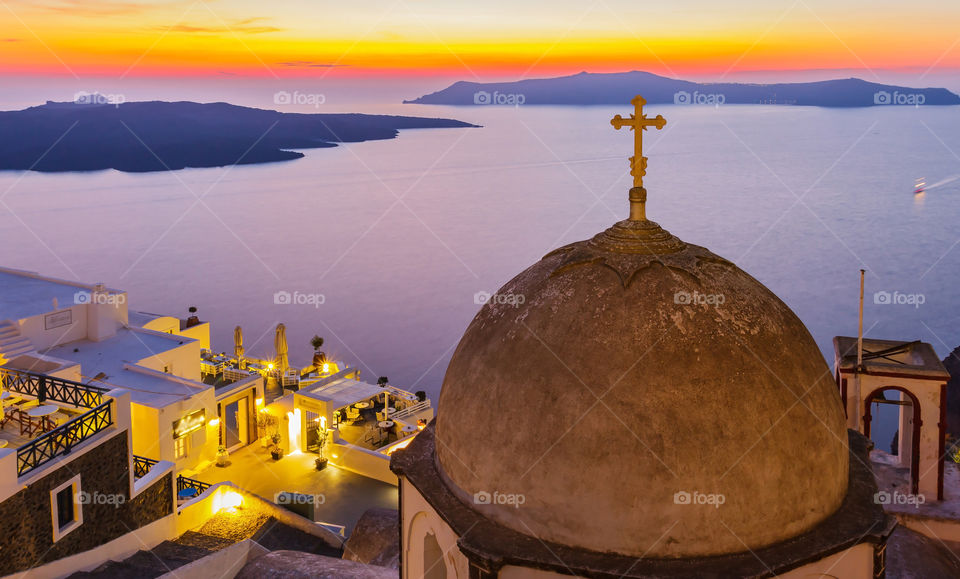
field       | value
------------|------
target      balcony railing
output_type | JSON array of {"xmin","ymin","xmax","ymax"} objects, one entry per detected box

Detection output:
[
  {"xmin": 0, "ymin": 368, "xmax": 109, "ymax": 409},
  {"xmin": 176, "ymin": 474, "xmax": 211, "ymax": 499},
  {"xmin": 133, "ymin": 455, "xmax": 160, "ymax": 480},
  {"xmin": 17, "ymin": 400, "xmax": 113, "ymax": 476}
]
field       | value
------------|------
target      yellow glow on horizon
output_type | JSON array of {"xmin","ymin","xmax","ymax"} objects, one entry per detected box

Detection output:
[{"xmin": 2, "ymin": 5, "xmax": 959, "ymax": 79}]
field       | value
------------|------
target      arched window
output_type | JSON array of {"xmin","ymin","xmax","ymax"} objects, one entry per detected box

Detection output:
[{"xmin": 423, "ymin": 532, "xmax": 446, "ymax": 579}]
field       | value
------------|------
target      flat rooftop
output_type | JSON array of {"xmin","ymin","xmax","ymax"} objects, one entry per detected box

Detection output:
[
  {"xmin": 0, "ymin": 266, "xmax": 118, "ymax": 321},
  {"xmin": 44, "ymin": 327, "xmax": 207, "ymax": 408},
  {"xmin": 835, "ymin": 336, "xmax": 951, "ymax": 379},
  {"xmin": 298, "ymin": 378, "xmax": 384, "ymax": 410}
]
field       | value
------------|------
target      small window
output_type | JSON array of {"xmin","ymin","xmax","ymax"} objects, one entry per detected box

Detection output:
[
  {"xmin": 50, "ymin": 475, "xmax": 82, "ymax": 542},
  {"xmin": 163, "ymin": 364, "xmax": 173, "ymax": 374},
  {"xmin": 174, "ymin": 436, "xmax": 188, "ymax": 459}
]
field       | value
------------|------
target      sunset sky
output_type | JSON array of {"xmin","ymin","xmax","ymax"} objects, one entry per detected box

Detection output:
[{"xmin": 2, "ymin": 0, "xmax": 959, "ymax": 82}]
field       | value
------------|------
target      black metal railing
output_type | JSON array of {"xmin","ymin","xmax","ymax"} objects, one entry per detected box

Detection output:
[
  {"xmin": 133, "ymin": 455, "xmax": 160, "ymax": 480},
  {"xmin": 17, "ymin": 401, "xmax": 113, "ymax": 476},
  {"xmin": 0, "ymin": 368, "xmax": 109, "ymax": 408},
  {"xmin": 176, "ymin": 475, "xmax": 211, "ymax": 498}
]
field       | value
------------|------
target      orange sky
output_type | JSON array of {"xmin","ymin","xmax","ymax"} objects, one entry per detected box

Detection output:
[{"xmin": 2, "ymin": 0, "xmax": 958, "ymax": 80}]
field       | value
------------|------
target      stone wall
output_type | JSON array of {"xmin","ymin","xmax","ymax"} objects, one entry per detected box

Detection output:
[{"xmin": 0, "ymin": 430, "xmax": 174, "ymax": 576}]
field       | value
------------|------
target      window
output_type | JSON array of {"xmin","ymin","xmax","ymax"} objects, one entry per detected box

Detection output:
[
  {"xmin": 174, "ymin": 436, "xmax": 188, "ymax": 459},
  {"xmin": 162, "ymin": 363, "xmax": 173, "ymax": 374},
  {"xmin": 50, "ymin": 475, "xmax": 82, "ymax": 542}
]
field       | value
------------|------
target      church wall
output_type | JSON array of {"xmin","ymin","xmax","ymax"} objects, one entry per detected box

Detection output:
[
  {"xmin": 842, "ymin": 371, "xmax": 946, "ymax": 500},
  {"xmin": 400, "ymin": 477, "xmax": 469, "ymax": 579}
]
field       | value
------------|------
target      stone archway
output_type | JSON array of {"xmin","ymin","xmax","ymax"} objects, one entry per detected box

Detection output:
[{"xmin": 863, "ymin": 386, "xmax": 922, "ymax": 495}]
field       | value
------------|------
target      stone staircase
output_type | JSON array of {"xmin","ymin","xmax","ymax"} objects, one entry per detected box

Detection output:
[
  {"xmin": 68, "ymin": 531, "xmax": 234, "ymax": 579},
  {"xmin": 0, "ymin": 321, "xmax": 34, "ymax": 360},
  {"xmin": 68, "ymin": 513, "xmax": 342, "ymax": 579}
]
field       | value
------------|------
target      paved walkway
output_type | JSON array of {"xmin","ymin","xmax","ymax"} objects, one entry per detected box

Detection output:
[{"xmin": 195, "ymin": 443, "xmax": 397, "ymax": 534}]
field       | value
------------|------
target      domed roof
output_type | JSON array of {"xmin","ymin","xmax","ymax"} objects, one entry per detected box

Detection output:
[{"xmin": 434, "ymin": 215, "xmax": 849, "ymax": 558}]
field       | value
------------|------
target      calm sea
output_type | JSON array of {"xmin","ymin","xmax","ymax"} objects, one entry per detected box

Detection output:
[{"xmin": 1, "ymin": 79, "xmax": 959, "ymax": 449}]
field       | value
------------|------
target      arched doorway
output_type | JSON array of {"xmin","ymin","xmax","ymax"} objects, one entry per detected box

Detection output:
[{"xmin": 863, "ymin": 386, "xmax": 922, "ymax": 495}]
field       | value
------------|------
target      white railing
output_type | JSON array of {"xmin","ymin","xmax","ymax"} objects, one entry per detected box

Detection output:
[{"xmin": 394, "ymin": 400, "xmax": 431, "ymax": 421}]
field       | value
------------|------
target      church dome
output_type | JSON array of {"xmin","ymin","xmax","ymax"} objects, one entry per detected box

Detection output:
[{"xmin": 435, "ymin": 215, "xmax": 849, "ymax": 558}]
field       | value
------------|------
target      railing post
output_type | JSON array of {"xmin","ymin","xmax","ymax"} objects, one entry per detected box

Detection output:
[{"xmin": 38, "ymin": 376, "xmax": 46, "ymax": 403}]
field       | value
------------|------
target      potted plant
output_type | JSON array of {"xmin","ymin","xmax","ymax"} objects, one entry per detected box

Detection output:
[
  {"xmin": 310, "ymin": 336, "xmax": 327, "ymax": 371},
  {"xmin": 315, "ymin": 428, "xmax": 329, "ymax": 470},
  {"xmin": 257, "ymin": 413, "xmax": 277, "ymax": 447},
  {"xmin": 216, "ymin": 445, "xmax": 229, "ymax": 467},
  {"xmin": 270, "ymin": 433, "xmax": 284, "ymax": 460}
]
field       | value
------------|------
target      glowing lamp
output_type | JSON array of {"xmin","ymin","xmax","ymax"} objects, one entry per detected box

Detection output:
[
  {"xmin": 255, "ymin": 398, "xmax": 264, "ymax": 406},
  {"xmin": 267, "ymin": 363, "xmax": 274, "ymax": 370},
  {"xmin": 208, "ymin": 418, "xmax": 220, "ymax": 427},
  {"xmin": 322, "ymin": 363, "xmax": 330, "ymax": 373},
  {"xmin": 219, "ymin": 491, "xmax": 243, "ymax": 511}
]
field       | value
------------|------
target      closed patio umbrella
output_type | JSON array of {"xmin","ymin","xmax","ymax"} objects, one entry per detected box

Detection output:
[
  {"xmin": 274, "ymin": 324, "xmax": 289, "ymax": 374},
  {"xmin": 234, "ymin": 326, "xmax": 245, "ymax": 368}
]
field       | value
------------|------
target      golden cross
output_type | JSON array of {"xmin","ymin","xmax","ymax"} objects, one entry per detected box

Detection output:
[{"xmin": 610, "ymin": 95, "xmax": 666, "ymax": 221}]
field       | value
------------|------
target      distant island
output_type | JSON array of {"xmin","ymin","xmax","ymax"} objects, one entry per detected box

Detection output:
[
  {"xmin": 0, "ymin": 100, "xmax": 476, "ymax": 172},
  {"xmin": 405, "ymin": 71, "xmax": 960, "ymax": 107}
]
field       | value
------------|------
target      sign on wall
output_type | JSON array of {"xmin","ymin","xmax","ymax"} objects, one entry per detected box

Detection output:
[
  {"xmin": 44, "ymin": 310, "xmax": 72, "ymax": 330},
  {"xmin": 172, "ymin": 409, "xmax": 206, "ymax": 439}
]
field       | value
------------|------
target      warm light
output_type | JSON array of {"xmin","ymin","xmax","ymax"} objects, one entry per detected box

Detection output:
[
  {"xmin": 255, "ymin": 398, "xmax": 263, "ymax": 406},
  {"xmin": 319, "ymin": 416, "xmax": 327, "ymax": 430},
  {"xmin": 382, "ymin": 437, "xmax": 415, "ymax": 455},
  {"xmin": 218, "ymin": 490, "xmax": 243, "ymax": 511},
  {"xmin": 287, "ymin": 409, "xmax": 301, "ymax": 453},
  {"xmin": 208, "ymin": 418, "xmax": 220, "ymax": 427},
  {"xmin": 322, "ymin": 363, "xmax": 330, "ymax": 373},
  {"xmin": 331, "ymin": 453, "xmax": 339, "ymax": 459},
  {"xmin": 259, "ymin": 408, "xmax": 268, "ymax": 414},
  {"xmin": 267, "ymin": 363, "xmax": 274, "ymax": 370}
]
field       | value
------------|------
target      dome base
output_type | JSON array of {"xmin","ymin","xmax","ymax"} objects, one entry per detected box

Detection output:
[{"xmin": 588, "ymin": 218, "xmax": 686, "ymax": 255}]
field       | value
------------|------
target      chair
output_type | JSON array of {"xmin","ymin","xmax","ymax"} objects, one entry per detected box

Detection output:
[{"xmin": 346, "ymin": 407, "xmax": 360, "ymax": 422}]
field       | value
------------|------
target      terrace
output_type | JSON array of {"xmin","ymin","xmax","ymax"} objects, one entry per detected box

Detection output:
[{"xmin": 0, "ymin": 368, "xmax": 115, "ymax": 476}]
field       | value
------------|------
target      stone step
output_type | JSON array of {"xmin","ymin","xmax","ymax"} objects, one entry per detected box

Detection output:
[
  {"xmin": 65, "ymin": 537, "xmax": 221, "ymax": 579},
  {"xmin": 0, "ymin": 344, "xmax": 33, "ymax": 358},
  {"xmin": 0, "ymin": 335, "xmax": 29, "ymax": 348},
  {"xmin": 172, "ymin": 530, "xmax": 234, "ymax": 552}
]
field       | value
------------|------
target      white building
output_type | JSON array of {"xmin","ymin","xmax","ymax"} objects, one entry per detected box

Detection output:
[{"xmin": 0, "ymin": 266, "xmax": 263, "ymax": 474}]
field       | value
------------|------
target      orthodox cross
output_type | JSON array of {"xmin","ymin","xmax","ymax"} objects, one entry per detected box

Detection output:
[{"xmin": 610, "ymin": 95, "xmax": 666, "ymax": 221}]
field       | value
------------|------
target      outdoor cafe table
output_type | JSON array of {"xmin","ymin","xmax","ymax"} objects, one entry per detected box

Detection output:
[
  {"xmin": 385, "ymin": 407, "xmax": 396, "ymax": 414},
  {"xmin": 355, "ymin": 402, "xmax": 371, "ymax": 409},
  {"xmin": 400, "ymin": 424, "xmax": 418, "ymax": 434},
  {"xmin": 0, "ymin": 440, "xmax": 7, "ymax": 448},
  {"xmin": 378, "ymin": 420, "xmax": 395, "ymax": 429},
  {"xmin": 27, "ymin": 405, "xmax": 60, "ymax": 433},
  {"xmin": 27, "ymin": 405, "xmax": 58, "ymax": 418}
]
